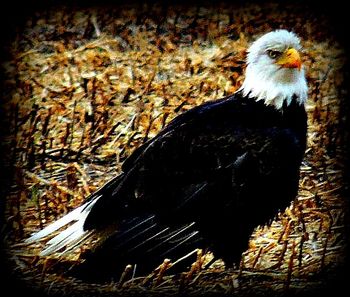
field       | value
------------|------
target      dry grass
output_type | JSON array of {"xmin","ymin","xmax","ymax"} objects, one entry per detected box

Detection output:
[{"xmin": 1, "ymin": 2, "xmax": 348, "ymax": 297}]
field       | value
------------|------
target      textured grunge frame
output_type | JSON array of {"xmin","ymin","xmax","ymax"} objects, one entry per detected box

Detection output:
[{"xmin": 1, "ymin": 1, "xmax": 349, "ymax": 297}]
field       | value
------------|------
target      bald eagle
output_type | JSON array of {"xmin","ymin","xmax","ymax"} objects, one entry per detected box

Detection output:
[{"xmin": 26, "ymin": 30, "xmax": 308, "ymax": 282}]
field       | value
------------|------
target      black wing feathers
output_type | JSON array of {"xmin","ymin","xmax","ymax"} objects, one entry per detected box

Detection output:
[
  {"xmin": 74, "ymin": 215, "xmax": 202, "ymax": 281},
  {"xmin": 75, "ymin": 92, "xmax": 306, "ymax": 281}
]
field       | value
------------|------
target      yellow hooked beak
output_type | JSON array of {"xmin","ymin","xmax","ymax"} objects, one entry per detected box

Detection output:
[{"xmin": 276, "ymin": 48, "xmax": 302, "ymax": 70}]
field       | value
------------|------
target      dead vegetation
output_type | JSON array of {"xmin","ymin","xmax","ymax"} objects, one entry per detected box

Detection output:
[{"xmin": 1, "ymin": 2, "xmax": 348, "ymax": 297}]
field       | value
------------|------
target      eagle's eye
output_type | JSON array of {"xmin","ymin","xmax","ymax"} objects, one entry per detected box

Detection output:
[{"xmin": 266, "ymin": 49, "xmax": 282, "ymax": 59}]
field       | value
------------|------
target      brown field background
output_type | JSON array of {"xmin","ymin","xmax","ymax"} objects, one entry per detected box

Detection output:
[{"xmin": 1, "ymin": 1, "xmax": 349, "ymax": 297}]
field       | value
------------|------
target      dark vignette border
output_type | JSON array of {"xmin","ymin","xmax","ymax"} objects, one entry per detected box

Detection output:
[{"xmin": 0, "ymin": 0, "xmax": 349, "ymax": 296}]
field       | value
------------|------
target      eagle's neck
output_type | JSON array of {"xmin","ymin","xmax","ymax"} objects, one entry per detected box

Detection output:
[{"xmin": 238, "ymin": 63, "xmax": 308, "ymax": 110}]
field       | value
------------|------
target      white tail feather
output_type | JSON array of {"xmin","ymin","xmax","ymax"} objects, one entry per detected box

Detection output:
[{"xmin": 25, "ymin": 195, "xmax": 100, "ymax": 256}]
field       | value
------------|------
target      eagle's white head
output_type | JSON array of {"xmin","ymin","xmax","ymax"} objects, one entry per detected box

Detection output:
[{"xmin": 239, "ymin": 29, "xmax": 308, "ymax": 110}]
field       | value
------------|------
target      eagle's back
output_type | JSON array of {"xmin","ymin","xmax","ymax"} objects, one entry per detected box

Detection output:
[{"xmin": 76, "ymin": 92, "xmax": 307, "ymax": 281}]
